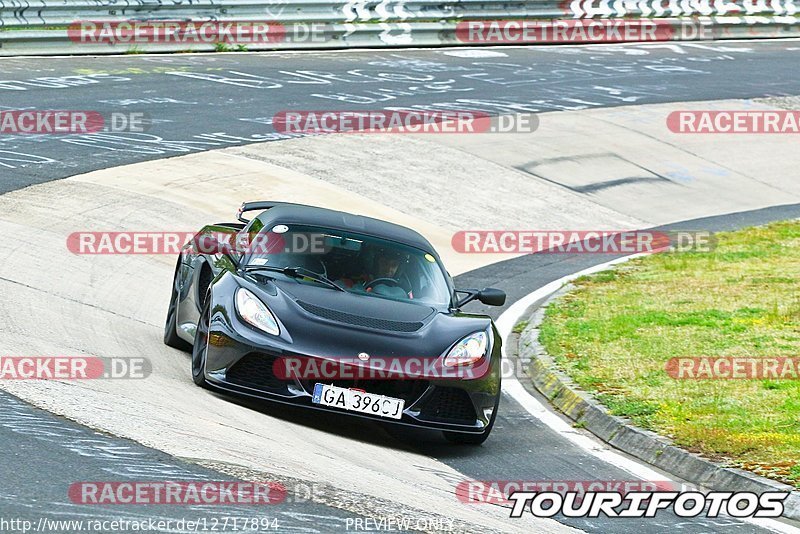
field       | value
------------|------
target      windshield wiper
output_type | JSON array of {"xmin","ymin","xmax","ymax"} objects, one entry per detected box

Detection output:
[{"xmin": 243, "ymin": 265, "xmax": 345, "ymax": 292}]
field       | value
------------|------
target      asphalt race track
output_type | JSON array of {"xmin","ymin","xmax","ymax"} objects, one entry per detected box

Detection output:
[
  {"xmin": 0, "ymin": 391, "xmax": 365, "ymax": 532},
  {"xmin": 2, "ymin": 40, "xmax": 800, "ymax": 192},
  {"xmin": 2, "ymin": 40, "xmax": 800, "ymax": 533}
]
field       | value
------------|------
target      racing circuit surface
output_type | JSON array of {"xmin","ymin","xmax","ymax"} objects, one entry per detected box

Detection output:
[
  {"xmin": 2, "ymin": 40, "xmax": 800, "ymax": 534},
  {"xmin": 2, "ymin": 40, "xmax": 800, "ymax": 191},
  {"xmin": 0, "ymin": 390, "xmax": 364, "ymax": 531}
]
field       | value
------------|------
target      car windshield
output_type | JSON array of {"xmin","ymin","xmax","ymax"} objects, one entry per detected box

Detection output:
[{"xmin": 243, "ymin": 224, "xmax": 451, "ymax": 307}]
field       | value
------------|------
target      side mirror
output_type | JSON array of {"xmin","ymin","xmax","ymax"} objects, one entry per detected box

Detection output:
[
  {"xmin": 455, "ymin": 288, "xmax": 506, "ymax": 308},
  {"xmin": 477, "ymin": 288, "xmax": 506, "ymax": 307}
]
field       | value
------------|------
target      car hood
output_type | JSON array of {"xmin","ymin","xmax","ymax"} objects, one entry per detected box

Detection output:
[{"xmin": 279, "ymin": 279, "xmax": 437, "ymax": 322}]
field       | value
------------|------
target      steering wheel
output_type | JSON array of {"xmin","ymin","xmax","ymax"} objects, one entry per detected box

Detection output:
[
  {"xmin": 305, "ymin": 258, "xmax": 328, "ymax": 278},
  {"xmin": 364, "ymin": 277, "xmax": 401, "ymax": 291}
]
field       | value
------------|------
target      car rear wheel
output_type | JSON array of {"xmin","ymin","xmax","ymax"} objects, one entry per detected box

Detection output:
[
  {"xmin": 191, "ymin": 299, "xmax": 211, "ymax": 388},
  {"xmin": 164, "ymin": 262, "xmax": 192, "ymax": 352},
  {"xmin": 442, "ymin": 393, "xmax": 499, "ymax": 445}
]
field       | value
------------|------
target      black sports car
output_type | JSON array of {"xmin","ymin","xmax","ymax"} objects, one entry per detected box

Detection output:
[{"xmin": 164, "ymin": 202, "xmax": 506, "ymax": 444}]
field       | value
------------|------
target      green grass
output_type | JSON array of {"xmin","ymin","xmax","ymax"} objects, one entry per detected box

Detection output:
[{"xmin": 539, "ymin": 220, "xmax": 800, "ymax": 488}]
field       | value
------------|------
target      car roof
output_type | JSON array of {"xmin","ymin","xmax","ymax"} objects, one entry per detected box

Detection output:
[{"xmin": 255, "ymin": 203, "xmax": 437, "ymax": 252}]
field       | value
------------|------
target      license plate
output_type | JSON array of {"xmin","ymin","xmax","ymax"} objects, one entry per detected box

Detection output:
[{"xmin": 312, "ymin": 383, "xmax": 405, "ymax": 420}]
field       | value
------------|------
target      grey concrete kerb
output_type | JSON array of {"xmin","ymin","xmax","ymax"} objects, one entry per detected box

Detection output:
[{"xmin": 518, "ymin": 284, "xmax": 800, "ymax": 522}]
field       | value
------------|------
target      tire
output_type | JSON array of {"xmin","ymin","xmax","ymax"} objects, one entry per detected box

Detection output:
[
  {"xmin": 164, "ymin": 262, "xmax": 192, "ymax": 352},
  {"xmin": 198, "ymin": 263, "xmax": 213, "ymax": 310},
  {"xmin": 191, "ymin": 299, "xmax": 211, "ymax": 388},
  {"xmin": 442, "ymin": 393, "xmax": 500, "ymax": 445}
]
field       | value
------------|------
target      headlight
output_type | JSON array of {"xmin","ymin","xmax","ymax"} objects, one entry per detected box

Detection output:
[
  {"xmin": 235, "ymin": 287, "xmax": 280, "ymax": 335},
  {"xmin": 444, "ymin": 331, "xmax": 488, "ymax": 367}
]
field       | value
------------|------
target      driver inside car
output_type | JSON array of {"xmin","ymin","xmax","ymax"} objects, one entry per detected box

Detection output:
[{"xmin": 335, "ymin": 246, "xmax": 411, "ymax": 299}]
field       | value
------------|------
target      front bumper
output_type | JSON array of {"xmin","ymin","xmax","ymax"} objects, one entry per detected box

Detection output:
[{"xmin": 203, "ymin": 309, "xmax": 501, "ymax": 434}]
